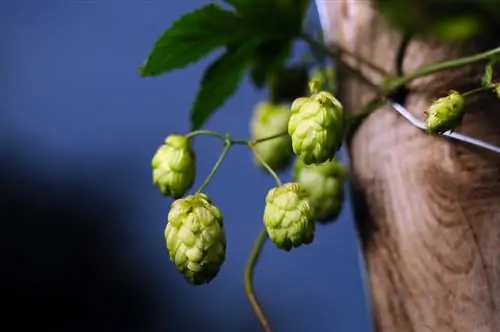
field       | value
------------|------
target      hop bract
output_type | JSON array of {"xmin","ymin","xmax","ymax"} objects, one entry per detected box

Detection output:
[
  {"xmin": 425, "ymin": 90, "xmax": 465, "ymax": 134},
  {"xmin": 288, "ymin": 91, "xmax": 344, "ymax": 165},
  {"xmin": 263, "ymin": 183, "xmax": 315, "ymax": 251},
  {"xmin": 152, "ymin": 134, "xmax": 195, "ymax": 198},
  {"xmin": 165, "ymin": 193, "xmax": 226, "ymax": 285},
  {"xmin": 250, "ymin": 102, "xmax": 292, "ymax": 171},
  {"xmin": 293, "ymin": 158, "xmax": 346, "ymax": 224}
]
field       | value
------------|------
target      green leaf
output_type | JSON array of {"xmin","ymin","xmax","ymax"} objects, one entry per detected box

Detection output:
[
  {"xmin": 250, "ymin": 38, "xmax": 293, "ymax": 88},
  {"xmin": 223, "ymin": 0, "xmax": 310, "ymax": 38},
  {"xmin": 433, "ymin": 15, "xmax": 480, "ymax": 42},
  {"xmin": 270, "ymin": 65, "xmax": 309, "ymax": 102},
  {"xmin": 140, "ymin": 4, "xmax": 244, "ymax": 77},
  {"xmin": 190, "ymin": 41, "xmax": 259, "ymax": 130},
  {"xmin": 482, "ymin": 61, "xmax": 495, "ymax": 88}
]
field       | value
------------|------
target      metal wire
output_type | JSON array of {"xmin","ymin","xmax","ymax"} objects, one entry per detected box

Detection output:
[{"xmin": 389, "ymin": 101, "xmax": 500, "ymax": 154}]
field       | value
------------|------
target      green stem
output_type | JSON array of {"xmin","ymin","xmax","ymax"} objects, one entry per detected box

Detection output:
[
  {"xmin": 309, "ymin": 79, "xmax": 320, "ymax": 95},
  {"xmin": 185, "ymin": 128, "xmax": 287, "ymax": 332},
  {"xmin": 462, "ymin": 85, "xmax": 495, "ymax": 97},
  {"xmin": 300, "ymin": 33, "xmax": 382, "ymax": 92},
  {"xmin": 250, "ymin": 132, "xmax": 289, "ymax": 145},
  {"xmin": 244, "ymin": 228, "xmax": 273, "ymax": 332},
  {"xmin": 345, "ymin": 96, "xmax": 387, "ymax": 141},
  {"xmin": 247, "ymin": 144, "xmax": 283, "ymax": 186},
  {"xmin": 303, "ymin": 34, "xmax": 500, "ymax": 135},
  {"xmin": 304, "ymin": 32, "xmax": 500, "ymax": 95},
  {"xmin": 186, "ymin": 129, "xmax": 227, "ymax": 140},
  {"xmin": 300, "ymin": 33, "xmax": 388, "ymax": 76},
  {"xmin": 187, "ymin": 129, "xmax": 286, "ymax": 332},
  {"xmin": 196, "ymin": 139, "xmax": 232, "ymax": 194},
  {"xmin": 243, "ymin": 143, "xmax": 284, "ymax": 332},
  {"xmin": 388, "ymin": 47, "xmax": 500, "ymax": 89},
  {"xmin": 187, "ymin": 129, "xmax": 288, "ymax": 146}
]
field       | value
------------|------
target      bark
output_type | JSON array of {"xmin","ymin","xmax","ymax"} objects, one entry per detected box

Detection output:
[{"xmin": 319, "ymin": 1, "xmax": 500, "ymax": 331}]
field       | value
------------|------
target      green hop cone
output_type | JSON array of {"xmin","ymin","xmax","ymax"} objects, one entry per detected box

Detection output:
[
  {"xmin": 288, "ymin": 91, "xmax": 344, "ymax": 165},
  {"xmin": 263, "ymin": 182, "xmax": 315, "ymax": 251},
  {"xmin": 425, "ymin": 90, "xmax": 465, "ymax": 134},
  {"xmin": 250, "ymin": 102, "xmax": 293, "ymax": 171},
  {"xmin": 293, "ymin": 158, "xmax": 347, "ymax": 224},
  {"xmin": 495, "ymin": 84, "xmax": 500, "ymax": 98},
  {"xmin": 165, "ymin": 193, "xmax": 226, "ymax": 285},
  {"xmin": 152, "ymin": 134, "xmax": 195, "ymax": 198}
]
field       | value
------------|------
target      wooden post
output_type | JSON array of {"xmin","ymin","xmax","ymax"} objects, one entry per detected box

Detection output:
[{"xmin": 316, "ymin": 1, "xmax": 500, "ymax": 331}]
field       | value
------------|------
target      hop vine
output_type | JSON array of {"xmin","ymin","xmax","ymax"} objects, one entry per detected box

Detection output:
[{"xmin": 140, "ymin": 1, "xmax": 500, "ymax": 331}]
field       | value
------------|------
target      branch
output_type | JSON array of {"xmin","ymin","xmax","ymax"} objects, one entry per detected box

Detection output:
[
  {"xmin": 388, "ymin": 47, "xmax": 500, "ymax": 89},
  {"xmin": 244, "ymin": 228, "xmax": 273, "ymax": 332},
  {"xmin": 301, "ymin": 34, "xmax": 500, "ymax": 155}
]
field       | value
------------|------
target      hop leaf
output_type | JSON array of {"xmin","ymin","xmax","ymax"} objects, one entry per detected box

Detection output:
[
  {"xmin": 481, "ymin": 61, "xmax": 494, "ymax": 88},
  {"xmin": 140, "ymin": 4, "xmax": 244, "ymax": 77},
  {"xmin": 270, "ymin": 65, "xmax": 309, "ymax": 102},
  {"xmin": 263, "ymin": 183, "xmax": 315, "ymax": 251},
  {"xmin": 293, "ymin": 158, "xmax": 347, "ymax": 224},
  {"xmin": 152, "ymin": 135, "xmax": 196, "ymax": 198},
  {"xmin": 165, "ymin": 193, "xmax": 226, "ymax": 285},
  {"xmin": 250, "ymin": 102, "xmax": 293, "ymax": 171},
  {"xmin": 288, "ymin": 91, "xmax": 344, "ymax": 165},
  {"xmin": 425, "ymin": 90, "xmax": 465, "ymax": 134}
]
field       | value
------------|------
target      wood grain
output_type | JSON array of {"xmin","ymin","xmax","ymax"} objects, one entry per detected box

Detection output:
[{"xmin": 318, "ymin": 1, "xmax": 500, "ymax": 331}]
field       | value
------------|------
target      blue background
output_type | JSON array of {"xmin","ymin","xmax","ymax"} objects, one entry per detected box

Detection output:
[{"xmin": 1, "ymin": 1, "xmax": 372, "ymax": 331}]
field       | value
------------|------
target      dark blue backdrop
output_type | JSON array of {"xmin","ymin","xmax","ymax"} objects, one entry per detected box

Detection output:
[{"xmin": 1, "ymin": 1, "xmax": 372, "ymax": 331}]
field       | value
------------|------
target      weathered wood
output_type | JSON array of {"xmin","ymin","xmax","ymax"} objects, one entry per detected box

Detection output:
[{"xmin": 319, "ymin": 1, "xmax": 500, "ymax": 331}]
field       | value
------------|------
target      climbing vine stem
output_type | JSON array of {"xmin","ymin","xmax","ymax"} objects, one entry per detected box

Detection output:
[
  {"xmin": 193, "ymin": 131, "xmax": 288, "ymax": 194},
  {"xmin": 186, "ymin": 129, "xmax": 286, "ymax": 331},
  {"xmin": 300, "ymin": 33, "xmax": 382, "ymax": 91},
  {"xmin": 387, "ymin": 47, "xmax": 500, "ymax": 90},
  {"xmin": 244, "ymin": 143, "xmax": 283, "ymax": 332},
  {"xmin": 244, "ymin": 228, "xmax": 273, "ymax": 332},
  {"xmin": 176, "ymin": 35, "xmax": 500, "ymax": 332},
  {"xmin": 303, "ymin": 33, "xmax": 500, "ymax": 96},
  {"xmin": 196, "ymin": 138, "xmax": 232, "ymax": 194},
  {"xmin": 462, "ymin": 84, "xmax": 497, "ymax": 97},
  {"xmin": 302, "ymin": 33, "xmax": 500, "ymax": 125},
  {"xmin": 248, "ymin": 144, "xmax": 284, "ymax": 187}
]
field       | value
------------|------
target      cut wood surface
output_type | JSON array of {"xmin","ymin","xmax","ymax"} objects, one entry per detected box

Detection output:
[{"xmin": 317, "ymin": 1, "xmax": 500, "ymax": 331}]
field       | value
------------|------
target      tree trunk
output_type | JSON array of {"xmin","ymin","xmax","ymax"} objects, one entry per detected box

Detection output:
[{"xmin": 318, "ymin": 1, "xmax": 500, "ymax": 331}]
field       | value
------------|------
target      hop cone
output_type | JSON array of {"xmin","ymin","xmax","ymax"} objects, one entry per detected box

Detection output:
[
  {"xmin": 250, "ymin": 102, "xmax": 293, "ymax": 171},
  {"xmin": 263, "ymin": 183, "xmax": 315, "ymax": 251},
  {"xmin": 288, "ymin": 91, "xmax": 344, "ymax": 165},
  {"xmin": 425, "ymin": 90, "xmax": 465, "ymax": 134},
  {"xmin": 293, "ymin": 158, "xmax": 347, "ymax": 224},
  {"xmin": 152, "ymin": 134, "xmax": 195, "ymax": 198},
  {"xmin": 165, "ymin": 193, "xmax": 226, "ymax": 285}
]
